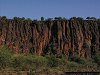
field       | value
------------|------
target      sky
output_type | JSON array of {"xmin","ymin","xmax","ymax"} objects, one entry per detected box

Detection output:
[{"xmin": 0, "ymin": 0, "xmax": 100, "ymax": 19}]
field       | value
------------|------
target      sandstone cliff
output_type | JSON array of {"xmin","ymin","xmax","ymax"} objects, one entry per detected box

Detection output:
[{"xmin": 0, "ymin": 17, "xmax": 100, "ymax": 58}]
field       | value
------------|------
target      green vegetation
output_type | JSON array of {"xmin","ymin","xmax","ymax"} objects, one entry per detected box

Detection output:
[
  {"xmin": 69, "ymin": 56, "xmax": 86, "ymax": 64},
  {"xmin": 0, "ymin": 46, "xmax": 13, "ymax": 69},
  {"xmin": 1, "ymin": 16, "xmax": 100, "ymax": 21},
  {"xmin": 0, "ymin": 46, "xmax": 99, "ymax": 73},
  {"xmin": 93, "ymin": 54, "xmax": 100, "ymax": 65}
]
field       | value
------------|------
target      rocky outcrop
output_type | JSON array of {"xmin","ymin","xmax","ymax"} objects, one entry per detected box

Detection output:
[{"xmin": 0, "ymin": 18, "xmax": 100, "ymax": 58}]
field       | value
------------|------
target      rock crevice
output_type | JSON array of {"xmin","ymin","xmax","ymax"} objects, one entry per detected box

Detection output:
[{"xmin": 0, "ymin": 18, "xmax": 100, "ymax": 58}]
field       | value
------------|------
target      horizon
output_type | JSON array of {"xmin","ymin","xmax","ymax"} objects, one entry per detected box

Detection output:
[
  {"xmin": 0, "ymin": 16, "xmax": 99, "ymax": 21},
  {"xmin": 0, "ymin": 0, "xmax": 100, "ymax": 19}
]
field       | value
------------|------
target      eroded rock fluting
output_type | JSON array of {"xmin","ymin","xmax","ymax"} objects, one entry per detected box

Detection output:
[{"xmin": 0, "ymin": 18, "xmax": 100, "ymax": 58}]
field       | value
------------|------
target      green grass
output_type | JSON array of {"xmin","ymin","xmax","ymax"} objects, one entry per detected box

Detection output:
[{"xmin": 0, "ymin": 45, "xmax": 99, "ymax": 73}]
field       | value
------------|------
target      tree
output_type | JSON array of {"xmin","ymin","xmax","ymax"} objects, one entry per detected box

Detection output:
[
  {"xmin": 86, "ymin": 17, "xmax": 90, "ymax": 20},
  {"xmin": 90, "ymin": 17, "xmax": 96, "ymax": 20},
  {"xmin": 1, "ymin": 16, "xmax": 7, "ymax": 20},
  {"xmin": 70, "ymin": 17, "xmax": 77, "ymax": 20},
  {"xmin": 22, "ymin": 17, "xmax": 25, "ymax": 20},
  {"xmin": 13, "ymin": 17, "xmax": 18, "ymax": 20},
  {"xmin": 62, "ymin": 17, "xmax": 67, "ymax": 20},
  {"xmin": 97, "ymin": 18, "xmax": 100, "ymax": 21},
  {"xmin": 55, "ymin": 17, "xmax": 62, "ymax": 20},
  {"xmin": 77, "ymin": 17, "xmax": 84, "ymax": 20},
  {"xmin": 86, "ymin": 17, "xmax": 96, "ymax": 20},
  {"xmin": 46, "ymin": 18, "xmax": 53, "ymax": 21},
  {"xmin": 0, "ymin": 16, "xmax": 1, "ymax": 20},
  {"xmin": 26, "ymin": 18, "xmax": 32, "ymax": 21},
  {"xmin": 41, "ymin": 17, "xmax": 44, "ymax": 21}
]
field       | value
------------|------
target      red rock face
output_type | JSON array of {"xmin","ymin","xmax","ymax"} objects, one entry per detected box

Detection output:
[{"xmin": 0, "ymin": 18, "xmax": 100, "ymax": 58}]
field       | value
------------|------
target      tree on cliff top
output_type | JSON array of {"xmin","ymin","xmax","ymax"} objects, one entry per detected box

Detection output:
[
  {"xmin": 86, "ymin": 17, "xmax": 96, "ymax": 20},
  {"xmin": 41, "ymin": 17, "xmax": 44, "ymax": 21}
]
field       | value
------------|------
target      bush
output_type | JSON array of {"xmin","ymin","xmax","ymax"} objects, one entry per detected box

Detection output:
[
  {"xmin": 66, "ymin": 61, "xmax": 79, "ymax": 67},
  {"xmin": 69, "ymin": 56, "xmax": 86, "ymax": 64},
  {"xmin": 0, "ymin": 46, "xmax": 99, "ymax": 72},
  {"xmin": 12, "ymin": 54, "xmax": 48, "ymax": 71},
  {"xmin": 0, "ymin": 46, "xmax": 12, "ymax": 69},
  {"xmin": 93, "ymin": 55, "xmax": 100, "ymax": 65},
  {"xmin": 27, "ymin": 55, "xmax": 48, "ymax": 69},
  {"xmin": 46, "ymin": 55, "xmax": 59, "ymax": 67},
  {"xmin": 12, "ymin": 54, "xmax": 30, "ymax": 70}
]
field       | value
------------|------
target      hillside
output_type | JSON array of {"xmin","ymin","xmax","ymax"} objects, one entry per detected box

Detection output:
[{"xmin": 0, "ymin": 16, "xmax": 100, "ymax": 74}]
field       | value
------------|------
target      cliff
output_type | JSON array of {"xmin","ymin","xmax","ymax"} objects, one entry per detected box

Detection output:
[{"xmin": 0, "ymin": 17, "xmax": 100, "ymax": 58}]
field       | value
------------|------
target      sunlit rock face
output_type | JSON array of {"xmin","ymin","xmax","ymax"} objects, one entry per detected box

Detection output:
[{"xmin": 0, "ymin": 18, "xmax": 100, "ymax": 58}]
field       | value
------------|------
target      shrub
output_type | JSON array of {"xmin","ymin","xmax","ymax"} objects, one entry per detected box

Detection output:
[
  {"xmin": 27, "ymin": 55, "xmax": 48, "ymax": 68},
  {"xmin": 93, "ymin": 55, "xmax": 100, "ymax": 65},
  {"xmin": 12, "ymin": 54, "xmax": 30, "ymax": 70},
  {"xmin": 69, "ymin": 56, "xmax": 86, "ymax": 64},
  {"xmin": 12, "ymin": 54, "xmax": 48, "ymax": 71},
  {"xmin": 0, "ymin": 46, "xmax": 12, "ymax": 69},
  {"xmin": 66, "ymin": 61, "xmax": 79, "ymax": 67},
  {"xmin": 0, "ymin": 45, "xmax": 99, "ymax": 72},
  {"xmin": 46, "ymin": 55, "xmax": 59, "ymax": 67}
]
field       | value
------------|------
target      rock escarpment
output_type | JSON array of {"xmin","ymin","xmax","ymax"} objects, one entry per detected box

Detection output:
[{"xmin": 0, "ymin": 17, "xmax": 100, "ymax": 58}]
